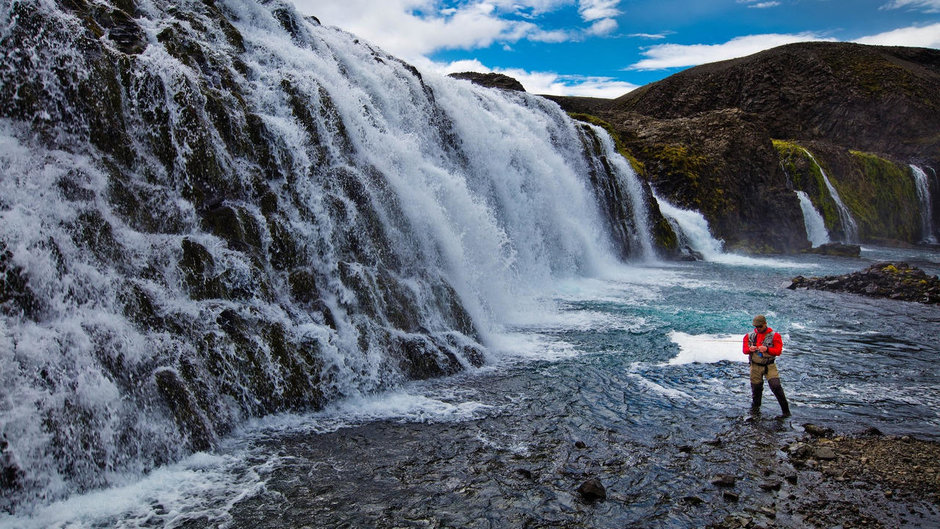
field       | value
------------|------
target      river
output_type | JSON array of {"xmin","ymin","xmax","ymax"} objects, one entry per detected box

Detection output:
[{"xmin": 8, "ymin": 245, "xmax": 938, "ymax": 528}]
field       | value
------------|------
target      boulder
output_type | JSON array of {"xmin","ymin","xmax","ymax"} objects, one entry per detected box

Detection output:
[
  {"xmin": 577, "ymin": 477, "xmax": 607, "ymax": 502},
  {"xmin": 789, "ymin": 262, "xmax": 940, "ymax": 304},
  {"xmin": 802, "ymin": 243, "xmax": 861, "ymax": 257}
]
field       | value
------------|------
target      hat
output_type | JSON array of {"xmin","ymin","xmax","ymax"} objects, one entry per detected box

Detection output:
[{"xmin": 753, "ymin": 315, "xmax": 767, "ymax": 327}]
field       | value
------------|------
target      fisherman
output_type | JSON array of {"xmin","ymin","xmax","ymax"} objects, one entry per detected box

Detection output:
[{"xmin": 743, "ymin": 314, "xmax": 790, "ymax": 417}]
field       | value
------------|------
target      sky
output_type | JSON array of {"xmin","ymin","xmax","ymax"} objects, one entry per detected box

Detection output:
[{"xmin": 290, "ymin": 0, "xmax": 940, "ymax": 98}]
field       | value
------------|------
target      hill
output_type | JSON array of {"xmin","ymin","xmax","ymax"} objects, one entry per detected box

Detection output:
[{"xmin": 550, "ymin": 42, "xmax": 940, "ymax": 252}]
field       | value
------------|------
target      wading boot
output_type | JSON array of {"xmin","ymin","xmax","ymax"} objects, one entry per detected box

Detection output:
[
  {"xmin": 768, "ymin": 378, "xmax": 790, "ymax": 417},
  {"xmin": 750, "ymin": 383, "xmax": 763, "ymax": 415}
]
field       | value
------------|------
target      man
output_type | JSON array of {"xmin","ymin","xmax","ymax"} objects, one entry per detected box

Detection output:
[{"xmin": 743, "ymin": 314, "xmax": 790, "ymax": 417}]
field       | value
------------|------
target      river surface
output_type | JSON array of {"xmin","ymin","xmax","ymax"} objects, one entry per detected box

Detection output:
[{"xmin": 7, "ymin": 245, "xmax": 940, "ymax": 528}]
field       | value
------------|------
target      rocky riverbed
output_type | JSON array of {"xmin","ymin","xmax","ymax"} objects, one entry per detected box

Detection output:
[{"xmin": 706, "ymin": 423, "xmax": 940, "ymax": 529}]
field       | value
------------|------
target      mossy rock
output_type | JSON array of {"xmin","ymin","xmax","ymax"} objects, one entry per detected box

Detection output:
[{"xmin": 840, "ymin": 151, "xmax": 919, "ymax": 242}]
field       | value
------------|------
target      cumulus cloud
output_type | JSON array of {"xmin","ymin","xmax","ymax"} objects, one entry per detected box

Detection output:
[
  {"xmin": 291, "ymin": 0, "xmax": 562, "ymax": 59},
  {"xmin": 853, "ymin": 22, "xmax": 940, "ymax": 47},
  {"xmin": 433, "ymin": 58, "xmax": 638, "ymax": 97},
  {"xmin": 587, "ymin": 17, "xmax": 619, "ymax": 36},
  {"xmin": 880, "ymin": 0, "xmax": 940, "ymax": 12},
  {"xmin": 626, "ymin": 32, "xmax": 833, "ymax": 70},
  {"xmin": 578, "ymin": 0, "xmax": 622, "ymax": 21}
]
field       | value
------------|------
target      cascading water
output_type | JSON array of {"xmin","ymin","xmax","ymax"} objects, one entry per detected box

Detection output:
[
  {"xmin": 795, "ymin": 191, "xmax": 830, "ymax": 247},
  {"xmin": 580, "ymin": 124, "xmax": 657, "ymax": 261},
  {"xmin": 910, "ymin": 165, "xmax": 937, "ymax": 243},
  {"xmin": 0, "ymin": 0, "xmax": 654, "ymax": 511},
  {"xmin": 653, "ymin": 194, "xmax": 725, "ymax": 260},
  {"xmin": 802, "ymin": 148, "xmax": 858, "ymax": 243}
]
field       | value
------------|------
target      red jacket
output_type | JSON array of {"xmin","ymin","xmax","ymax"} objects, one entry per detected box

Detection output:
[{"xmin": 742, "ymin": 327, "xmax": 783, "ymax": 356}]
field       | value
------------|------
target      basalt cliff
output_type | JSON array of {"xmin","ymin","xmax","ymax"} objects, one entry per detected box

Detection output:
[{"xmin": 550, "ymin": 42, "xmax": 940, "ymax": 253}]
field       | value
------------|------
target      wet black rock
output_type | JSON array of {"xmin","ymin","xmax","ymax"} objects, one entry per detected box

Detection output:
[
  {"xmin": 577, "ymin": 477, "xmax": 607, "ymax": 502},
  {"xmin": 802, "ymin": 242, "xmax": 861, "ymax": 257},
  {"xmin": 448, "ymin": 72, "xmax": 525, "ymax": 92},
  {"xmin": 802, "ymin": 423, "xmax": 834, "ymax": 437},
  {"xmin": 711, "ymin": 474, "xmax": 737, "ymax": 487},
  {"xmin": 759, "ymin": 480, "xmax": 782, "ymax": 491},
  {"xmin": 789, "ymin": 262, "xmax": 940, "ymax": 304}
]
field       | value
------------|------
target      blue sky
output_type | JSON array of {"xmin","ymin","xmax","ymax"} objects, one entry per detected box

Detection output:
[{"xmin": 291, "ymin": 0, "xmax": 940, "ymax": 97}]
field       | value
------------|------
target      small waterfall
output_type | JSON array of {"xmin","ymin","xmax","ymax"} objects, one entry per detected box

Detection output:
[
  {"xmin": 581, "ymin": 123, "xmax": 657, "ymax": 261},
  {"xmin": 654, "ymin": 194, "xmax": 725, "ymax": 260},
  {"xmin": 802, "ymin": 148, "xmax": 858, "ymax": 243},
  {"xmin": 910, "ymin": 165, "xmax": 937, "ymax": 243},
  {"xmin": 795, "ymin": 191, "xmax": 831, "ymax": 247}
]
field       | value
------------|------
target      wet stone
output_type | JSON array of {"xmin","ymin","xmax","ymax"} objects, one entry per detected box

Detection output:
[
  {"xmin": 711, "ymin": 474, "xmax": 737, "ymax": 487},
  {"xmin": 577, "ymin": 478, "xmax": 606, "ymax": 502}
]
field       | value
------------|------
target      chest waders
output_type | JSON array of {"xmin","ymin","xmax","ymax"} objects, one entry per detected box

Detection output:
[{"xmin": 748, "ymin": 331, "xmax": 791, "ymax": 417}]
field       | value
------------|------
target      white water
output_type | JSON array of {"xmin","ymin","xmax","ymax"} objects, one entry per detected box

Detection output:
[
  {"xmin": 795, "ymin": 190, "xmax": 830, "ymax": 247},
  {"xmin": 654, "ymin": 194, "xmax": 806, "ymax": 268},
  {"xmin": 587, "ymin": 124, "xmax": 657, "ymax": 261},
  {"xmin": 911, "ymin": 165, "xmax": 937, "ymax": 243},
  {"xmin": 0, "ymin": 0, "xmax": 654, "ymax": 510},
  {"xmin": 802, "ymin": 148, "xmax": 858, "ymax": 243}
]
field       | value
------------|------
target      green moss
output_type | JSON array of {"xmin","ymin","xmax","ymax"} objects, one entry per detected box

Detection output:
[
  {"xmin": 568, "ymin": 113, "xmax": 646, "ymax": 176},
  {"xmin": 840, "ymin": 150, "xmax": 919, "ymax": 242},
  {"xmin": 772, "ymin": 140, "xmax": 843, "ymax": 235}
]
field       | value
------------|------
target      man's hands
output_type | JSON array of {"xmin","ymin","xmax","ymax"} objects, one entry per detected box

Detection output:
[{"xmin": 748, "ymin": 345, "xmax": 768, "ymax": 353}]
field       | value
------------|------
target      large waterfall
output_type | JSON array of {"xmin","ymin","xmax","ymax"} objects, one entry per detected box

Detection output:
[
  {"xmin": 0, "ymin": 0, "xmax": 658, "ymax": 511},
  {"xmin": 911, "ymin": 165, "xmax": 937, "ymax": 243}
]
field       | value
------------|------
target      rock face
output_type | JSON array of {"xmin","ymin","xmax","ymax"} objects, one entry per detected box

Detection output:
[
  {"xmin": 549, "ymin": 42, "xmax": 940, "ymax": 252},
  {"xmin": 788, "ymin": 262, "xmax": 940, "ymax": 304},
  {"xmin": 448, "ymin": 72, "xmax": 526, "ymax": 91}
]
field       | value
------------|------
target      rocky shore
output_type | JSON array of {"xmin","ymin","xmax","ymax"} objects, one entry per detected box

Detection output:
[
  {"xmin": 706, "ymin": 424, "xmax": 940, "ymax": 529},
  {"xmin": 788, "ymin": 262, "xmax": 940, "ymax": 304}
]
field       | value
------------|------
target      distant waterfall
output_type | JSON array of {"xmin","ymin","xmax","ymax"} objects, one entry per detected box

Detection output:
[
  {"xmin": 654, "ymin": 194, "xmax": 725, "ymax": 259},
  {"xmin": 0, "ymin": 0, "xmax": 635, "ymax": 510},
  {"xmin": 910, "ymin": 165, "xmax": 937, "ymax": 243},
  {"xmin": 802, "ymin": 149, "xmax": 858, "ymax": 243},
  {"xmin": 796, "ymin": 191, "xmax": 830, "ymax": 247}
]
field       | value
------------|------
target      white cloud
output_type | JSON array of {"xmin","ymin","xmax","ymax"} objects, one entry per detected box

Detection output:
[
  {"xmin": 737, "ymin": 0, "xmax": 781, "ymax": 6},
  {"xmin": 629, "ymin": 33, "xmax": 667, "ymax": 39},
  {"xmin": 587, "ymin": 17, "xmax": 619, "ymax": 36},
  {"xmin": 291, "ymin": 0, "xmax": 564, "ymax": 60},
  {"xmin": 853, "ymin": 22, "xmax": 940, "ymax": 47},
  {"xmin": 432, "ymin": 58, "xmax": 638, "ymax": 97},
  {"xmin": 578, "ymin": 0, "xmax": 622, "ymax": 21},
  {"xmin": 880, "ymin": 0, "xmax": 940, "ymax": 12},
  {"xmin": 626, "ymin": 32, "xmax": 833, "ymax": 70}
]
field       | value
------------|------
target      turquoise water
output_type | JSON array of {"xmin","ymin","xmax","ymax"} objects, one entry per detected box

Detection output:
[{"xmin": 7, "ymin": 246, "xmax": 939, "ymax": 528}]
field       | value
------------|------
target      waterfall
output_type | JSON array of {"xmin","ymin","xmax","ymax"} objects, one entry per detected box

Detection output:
[
  {"xmin": 795, "ymin": 191, "xmax": 831, "ymax": 247},
  {"xmin": 0, "ymin": 0, "xmax": 634, "ymax": 510},
  {"xmin": 580, "ymin": 123, "xmax": 657, "ymax": 261},
  {"xmin": 910, "ymin": 165, "xmax": 937, "ymax": 244},
  {"xmin": 654, "ymin": 194, "xmax": 725, "ymax": 260},
  {"xmin": 801, "ymin": 148, "xmax": 858, "ymax": 243}
]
